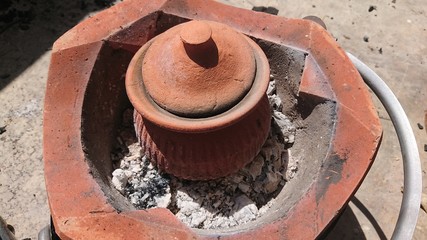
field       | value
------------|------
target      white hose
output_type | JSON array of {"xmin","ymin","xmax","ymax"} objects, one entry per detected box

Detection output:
[{"xmin": 347, "ymin": 52, "xmax": 422, "ymax": 240}]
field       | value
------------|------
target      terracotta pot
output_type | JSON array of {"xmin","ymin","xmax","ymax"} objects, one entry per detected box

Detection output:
[{"xmin": 126, "ymin": 20, "xmax": 271, "ymax": 180}]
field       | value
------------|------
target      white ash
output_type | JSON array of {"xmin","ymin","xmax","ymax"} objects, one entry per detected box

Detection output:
[
  {"xmin": 112, "ymin": 143, "xmax": 171, "ymax": 209},
  {"xmin": 111, "ymin": 112, "xmax": 172, "ymax": 209},
  {"xmin": 111, "ymin": 77, "xmax": 298, "ymax": 229}
]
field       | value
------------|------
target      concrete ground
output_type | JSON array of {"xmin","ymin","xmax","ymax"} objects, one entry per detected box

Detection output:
[{"xmin": 0, "ymin": 0, "xmax": 425, "ymax": 239}]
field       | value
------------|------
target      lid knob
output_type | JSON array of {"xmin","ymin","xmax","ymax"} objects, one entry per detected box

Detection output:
[
  {"xmin": 179, "ymin": 21, "xmax": 212, "ymax": 45},
  {"xmin": 141, "ymin": 20, "xmax": 256, "ymax": 118}
]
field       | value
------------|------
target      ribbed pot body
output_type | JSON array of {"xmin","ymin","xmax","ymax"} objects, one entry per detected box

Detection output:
[{"xmin": 134, "ymin": 95, "xmax": 271, "ymax": 180}]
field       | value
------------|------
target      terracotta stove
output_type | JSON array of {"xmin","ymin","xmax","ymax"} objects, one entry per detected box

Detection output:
[{"xmin": 43, "ymin": 0, "xmax": 382, "ymax": 239}]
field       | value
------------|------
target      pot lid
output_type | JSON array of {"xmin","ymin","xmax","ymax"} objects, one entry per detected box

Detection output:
[{"xmin": 141, "ymin": 20, "xmax": 256, "ymax": 118}]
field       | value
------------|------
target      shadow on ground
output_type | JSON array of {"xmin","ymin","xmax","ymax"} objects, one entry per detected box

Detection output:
[
  {"xmin": 320, "ymin": 196, "xmax": 387, "ymax": 240},
  {"xmin": 0, "ymin": 0, "xmax": 118, "ymax": 90}
]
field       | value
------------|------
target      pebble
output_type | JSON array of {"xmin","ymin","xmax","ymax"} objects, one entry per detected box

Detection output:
[
  {"xmin": 190, "ymin": 212, "xmax": 207, "ymax": 227},
  {"xmin": 267, "ymin": 81, "xmax": 276, "ymax": 95},
  {"xmin": 111, "ymin": 169, "xmax": 129, "ymax": 193},
  {"xmin": 272, "ymin": 110, "xmax": 296, "ymax": 144},
  {"xmin": 238, "ymin": 183, "xmax": 250, "ymax": 193},
  {"xmin": 178, "ymin": 200, "xmax": 200, "ymax": 215},
  {"xmin": 247, "ymin": 155, "xmax": 265, "ymax": 179},
  {"xmin": 154, "ymin": 193, "xmax": 171, "ymax": 208},
  {"xmin": 233, "ymin": 195, "xmax": 258, "ymax": 223},
  {"xmin": 264, "ymin": 172, "xmax": 280, "ymax": 194},
  {"xmin": 269, "ymin": 94, "xmax": 282, "ymax": 111}
]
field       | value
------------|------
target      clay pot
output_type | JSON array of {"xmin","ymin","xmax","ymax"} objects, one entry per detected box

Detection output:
[{"xmin": 126, "ymin": 20, "xmax": 271, "ymax": 180}]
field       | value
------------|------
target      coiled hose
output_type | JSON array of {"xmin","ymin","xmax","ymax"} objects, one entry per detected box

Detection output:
[{"xmin": 347, "ymin": 52, "xmax": 422, "ymax": 240}]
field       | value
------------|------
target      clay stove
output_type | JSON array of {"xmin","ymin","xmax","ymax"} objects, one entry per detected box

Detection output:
[{"xmin": 43, "ymin": 0, "xmax": 382, "ymax": 239}]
